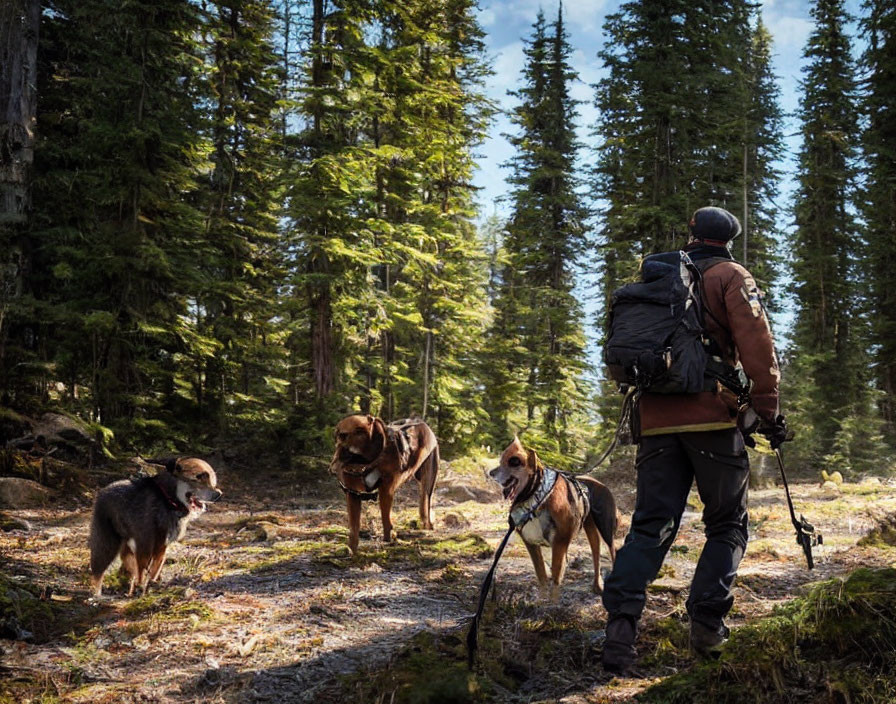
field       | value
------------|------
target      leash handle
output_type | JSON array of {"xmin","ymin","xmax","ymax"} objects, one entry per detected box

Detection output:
[{"xmin": 774, "ymin": 448, "xmax": 821, "ymax": 570}]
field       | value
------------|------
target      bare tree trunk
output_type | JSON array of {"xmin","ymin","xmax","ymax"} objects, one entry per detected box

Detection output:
[
  {"xmin": 421, "ymin": 330, "xmax": 431, "ymax": 419},
  {"xmin": 0, "ymin": 0, "xmax": 39, "ymax": 224},
  {"xmin": 308, "ymin": 0, "xmax": 334, "ymax": 399},
  {"xmin": 742, "ymin": 141, "xmax": 749, "ymax": 265}
]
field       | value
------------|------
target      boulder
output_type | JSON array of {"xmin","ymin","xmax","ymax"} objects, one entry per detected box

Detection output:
[
  {"xmin": 821, "ymin": 480, "xmax": 841, "ymax": 495},
  {"xmin": 0, "ymin": 477, "xmax": 53, "ymax": 508},
  {"xmin": 33, "ymin": 412, "xmax": 93, "ymax": 447}
]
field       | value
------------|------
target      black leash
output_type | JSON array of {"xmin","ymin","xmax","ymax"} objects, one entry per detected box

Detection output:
[
  {"xmin": 466, "ymin": 516, "xmax": 517, "ymax": 668},
  {"xmin": 584, "ymin": 386, "xmax": 638, "ymax": 473},
  {"xmin": 774, "ymin": 447, "xmax": 822, "ymax": 569}
]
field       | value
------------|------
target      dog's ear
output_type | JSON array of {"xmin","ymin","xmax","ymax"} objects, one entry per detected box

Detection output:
[
  {"xmin": 526, "ymin": 448, "xmax": 542, "ymax": 471},
  {"xmin": 165, "ymin": 457, "xmax": 180, "ymax": 474},
  {"xmin": 371, "ymin": 416, "xmax": 387, "ymax": 456}
]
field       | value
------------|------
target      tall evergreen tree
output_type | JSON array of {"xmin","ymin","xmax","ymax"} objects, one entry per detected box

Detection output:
[
  {"xmin": 494, "ymin": 7, "xmax": 589, "ymax": 456},
  {"xmin": 0, "ymin": 0, "xmax": 40, "ymax": 398},
  {"xmin": 790, "ymin": 0, "xmax": 868, "ymax": 463},
  {"xmin": 861, "ymin": 0, "xmax": 896, "ymax": 445},
  {"xmin": 196, "ymin": 0, "xmax": 287, "ymax": 437},
  {"xmin": 738, "ymin": 17, "xmax": 785, "ymax": 298},
  {"xmin": 594, "ymin": 0, "xmax": 775, "ymax": 288},
  {"xmin": 30, "ymin": 0, "xmax": 211, "ymax": 443}
]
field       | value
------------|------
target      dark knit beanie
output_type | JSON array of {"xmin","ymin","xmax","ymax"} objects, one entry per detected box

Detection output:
[{"xmin": 688, "ymin": 206, "xmax": 742, "ymax": 242}]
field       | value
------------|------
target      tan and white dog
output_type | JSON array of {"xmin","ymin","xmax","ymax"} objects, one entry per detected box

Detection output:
[{"xmin": 490, "ymin": 437, "xmax": 617, "ymax": 601}]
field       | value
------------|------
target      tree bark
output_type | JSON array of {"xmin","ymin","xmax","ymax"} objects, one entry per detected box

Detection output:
[{"xmin": 0, "ymin": 0, "xmax": 39, "ymax": 224}]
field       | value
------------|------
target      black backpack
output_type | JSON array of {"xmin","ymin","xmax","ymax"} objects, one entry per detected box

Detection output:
[{"xmin": 604, "ymin": 251, "xmax": 727, "ymax": 394}]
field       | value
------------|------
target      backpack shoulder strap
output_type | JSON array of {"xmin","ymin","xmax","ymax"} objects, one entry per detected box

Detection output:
[{"xmin": 689, "ymin": 256, "xmax": 735, "ymax": 348}]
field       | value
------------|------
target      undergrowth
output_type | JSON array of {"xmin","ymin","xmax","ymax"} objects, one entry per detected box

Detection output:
[{"xmin": 638, "ymin": 567, "xmax": 896, "ymax": 703}]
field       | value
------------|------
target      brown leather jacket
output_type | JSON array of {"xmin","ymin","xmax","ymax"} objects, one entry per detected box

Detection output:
[{"xmin": 639, "ymin": 246, "xmax": 780, "ymax": 436}]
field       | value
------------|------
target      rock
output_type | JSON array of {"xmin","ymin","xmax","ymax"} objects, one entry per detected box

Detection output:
[
  {"xmin": 253, "ymin": 521, "xmax": 280, "ymax": 541},
  {"xmin": 33, "ymin": 412, "xmax": 93, "ymax": 446},
  {"xmin": 0, "ymin": 514, "xmax": 32, "ymax": 531},
  {"xmin": 437, "ymin": 482, "xmax": 498, "ymax": 503},
  {"xmin": 821, "ymin": 469, "xmax": 844, "ymax": 486},
  {"xmin": 441, "ymin": 512, "xmax": 469, "ymax": 529},
  {"xmin": 0, "ymin": 478, "xmax": 53, "ymax": 508},
  {"xmin": 821, "ymin": 480, "xmax": 841, "ymax": 494}
]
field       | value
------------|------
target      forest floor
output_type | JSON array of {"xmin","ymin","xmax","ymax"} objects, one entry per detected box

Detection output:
[{"xmin": 1, "ymin": 451, "xmax": 895, "ymax": 704}]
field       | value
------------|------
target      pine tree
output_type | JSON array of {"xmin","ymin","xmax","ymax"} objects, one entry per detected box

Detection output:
[
  {"xmin": 861, "ymin": 0, "xmax": 896, "ymax": 445},
  {"xmin": 738, "ymin": 17, "xmax": 785, "ymax": 299},
  {"xmin": 496, "ymin": 7, "xmax": 590, "ymax": 457},
  {"xmin": 31, "ymin": 0, "xmax": 211, "ymax": 444},
  {"xmin": 0, "ymin": 0, "xmax": 40, "ymax": 399},
  {"xmin": 790, "ymin": 0, "xmax": 867, "ymax": 463},
  {"xmin": 196, "ymin": 0, "xmax": 287, "ymax": 437}
]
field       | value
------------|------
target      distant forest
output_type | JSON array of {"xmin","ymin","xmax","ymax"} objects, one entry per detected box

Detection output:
[{"xmin": 0, "ymin": 0, "xmax": 893, "ymax": 474}]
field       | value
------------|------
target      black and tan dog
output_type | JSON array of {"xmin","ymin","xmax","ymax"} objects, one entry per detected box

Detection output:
[
  {"xmin": 88, "ymin": 457, "xmax": 222, "ymax": 597},
  {"xmin": 490, "ymin": 437, "xmax": 617, "ymax": 601},
  {"xmin": 330, "ymin": 414, "xmax": 439, "ymax": 554}
]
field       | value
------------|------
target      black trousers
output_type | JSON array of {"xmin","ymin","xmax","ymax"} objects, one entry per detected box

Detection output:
[{"xmin": 602, "ymin": 428, "xmax": 750, "ymax": 629}]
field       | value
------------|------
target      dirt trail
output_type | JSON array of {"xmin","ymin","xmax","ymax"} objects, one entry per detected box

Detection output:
[{"xmin": 1, "ymin": 460, "xmax": 895, "ymax": 703}]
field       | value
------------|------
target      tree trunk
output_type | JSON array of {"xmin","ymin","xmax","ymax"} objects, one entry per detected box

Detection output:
[
  {"xmin": 0, "ymin": 0, "xmax": 39, "ymax": 224},
  {"xmin": 742, "ymin": 141, "xmax": 749, "ymax": 265},
  {"xmin": 421, "ymin": 329, "xmax": 431, "ymax": 419}
]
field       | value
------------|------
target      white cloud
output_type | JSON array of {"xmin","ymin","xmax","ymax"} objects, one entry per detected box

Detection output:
[
  {"xmin": 487, "ymin": 41, "xmax": 525, "ymax": 103},
  {"xmin": 477, "ymin": 7, "xmax": 497, "ymax": 28}
]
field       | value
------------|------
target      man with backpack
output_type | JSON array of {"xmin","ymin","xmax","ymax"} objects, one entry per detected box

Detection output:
[{"xmin": 600, "ymin": 206, "xmax": 788, "ymax": 675}]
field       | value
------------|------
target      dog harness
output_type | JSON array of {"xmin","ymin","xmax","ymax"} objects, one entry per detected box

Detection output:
[
  {"xmin": 333, "ymin": 418, "xmax": 427, "ymax": 502},
  {"xmin": 510, "ymin": 467, "xmax": 591, "ymax": 547}
]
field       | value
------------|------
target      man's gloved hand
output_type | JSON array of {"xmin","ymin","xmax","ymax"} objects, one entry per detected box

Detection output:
[{"xmin": 758, "ymin": 414, "xmax": 792, "ymax": 450}]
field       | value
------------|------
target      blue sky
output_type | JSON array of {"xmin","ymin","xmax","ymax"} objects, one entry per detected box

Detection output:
[{"xmin": 471, "ymin": 0, "xmax": 864, "ymax": 218}]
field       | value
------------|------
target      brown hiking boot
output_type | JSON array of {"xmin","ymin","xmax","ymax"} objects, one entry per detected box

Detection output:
[
  {"xmin": 689, "ymin": 620, "xmax": 730, "ymax": 658},
  {"xmin": 602, "ymin": 614, "xmax": 638, "ymax": 675}
]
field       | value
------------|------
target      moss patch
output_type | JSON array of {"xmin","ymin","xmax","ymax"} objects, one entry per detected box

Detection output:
[
  {"xmin": 341, "ymin": 631, "xmax": 490, "ymax": 704},
  {"xmin": 858, "ymin": 513, "xmax": 896, "ymax": 548},
  {"xmin": 122, "ymin": 586, "xmax": 213, "ymax": 623},
  {"xmin": 638, "ymin": 567, "xmax": 896, "ymax": 703}
]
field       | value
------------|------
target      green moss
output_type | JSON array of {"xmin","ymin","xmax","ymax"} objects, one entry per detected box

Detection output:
[
  {"xmin": 638, "ymin": 567, "xmax": 896, "ymax": 703},
  {"xmin": 341, "ymin": 631, "xmax": 491, "ymax": 703},
  {"xmin": 640, "ymin": 617, "xmax": 690, "ymax": 667},
  {"xmin": 311, "ymin": 531, "xmax": 493, "ymax": 570},
  {"xmin": 122, "ymin": 586, "xmax": 212, "ymax": 623},
  {"xmin": 857, "ymin": 514, "xmax": 896, "ymax": 547}
]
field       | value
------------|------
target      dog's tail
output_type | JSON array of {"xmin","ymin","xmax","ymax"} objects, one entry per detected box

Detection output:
[
  {"xmin": 88, "ymin": 497, "xmax": 122, "ymax": 581},
  {"xmin": 584, "ymin": 479, "xmax": 617, "ymax": 562}
]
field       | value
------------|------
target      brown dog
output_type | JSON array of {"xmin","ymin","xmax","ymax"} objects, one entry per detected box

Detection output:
[
  {"xmin": 489, "ymin": 437, "xmax": 617, "ymax": 601},
  {"xmin": 88, "ymin": 457, "xmax": 222, "ymax": 597},
  {"xmin": 330, "ymin": 415, "xmax": 439, "ymax": 554}
]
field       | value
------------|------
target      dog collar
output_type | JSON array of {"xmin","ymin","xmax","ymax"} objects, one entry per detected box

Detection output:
[
  {"xmin": 510, "ymin": 466, "xmax": 558, "ymax": 527},
  {"xmin": 153, "ymin": 476, "xmax": 190, "ymax": 514}
]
